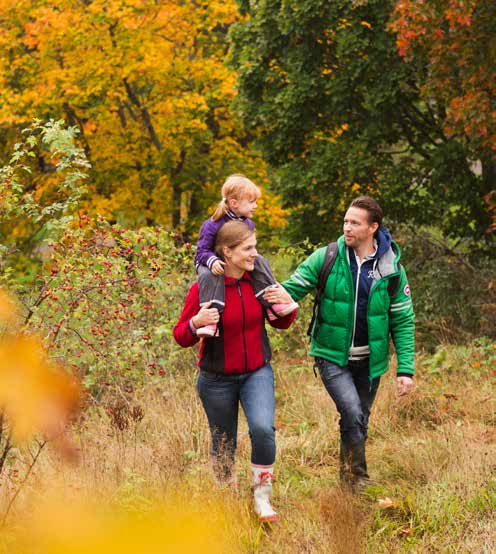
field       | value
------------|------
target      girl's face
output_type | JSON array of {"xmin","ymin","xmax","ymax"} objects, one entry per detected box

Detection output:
[
  {"xmin": 223, "ymin": 235, "xmax": 258, "ymax": 273},
  {"xmin": 228, "ymin": 195, "xmax": 258, "ymax": 218}
]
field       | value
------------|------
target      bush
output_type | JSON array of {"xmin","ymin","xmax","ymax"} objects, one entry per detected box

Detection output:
[
  {"xmin": 21, "ymin": 216, "xmax": 196, "ymax": 392},
  {"xmin": 394, "ymin": 225, "xmax": 496, "ymax": 346}
]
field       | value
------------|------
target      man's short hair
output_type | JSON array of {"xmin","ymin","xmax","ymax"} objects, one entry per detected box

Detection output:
[{"xmin": 349, "ymin": 196, "xmax": 383, "ymax": 226}]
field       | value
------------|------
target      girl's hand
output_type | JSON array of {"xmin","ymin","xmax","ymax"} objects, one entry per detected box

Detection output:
[
  {"xmin": 211, "ymin": 260, "xmax": 225, "ymax": 276},
  {"xmin": 192, "ymin": 302, "xmax": 220, "ymax": 328},
  {"xmin": 263, "ymin": 283, "xmax": 293, "ymax": 304}
]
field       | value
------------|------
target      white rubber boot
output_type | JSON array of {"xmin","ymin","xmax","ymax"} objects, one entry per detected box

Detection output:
[{"xmin": 251, "ymin": 464, "xmax": 278, "ymax": 523}]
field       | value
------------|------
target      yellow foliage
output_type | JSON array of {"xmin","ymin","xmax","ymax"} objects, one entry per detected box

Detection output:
[
  {"xmin": 0, "ymin": 289, "xmax": 19, "ymax": 325},
  {"xmin": 256, "ymin": 189, "xmax": 288, "ymax": 231},
  {"xmin": 0, "ymin": 289, "xmax": 80, "ymax": 443},
  {"xmin": 11, "ymin": 493, "xmax": 239, "ymax": 554},
  {"xmin": 0, "ymin": 0, "xmax": 282, "ymax": 231},
  {"xmin": 0, "ymin": 335, "xmax": 80, "ymax": 442}
]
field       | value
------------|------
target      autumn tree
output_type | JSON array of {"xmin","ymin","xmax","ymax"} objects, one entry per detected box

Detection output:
[
  {"xmin": 391, "ymin": 0, "xmax": 496, "ymax": 234},
  {"xmin": 229, "ymin": 0, "xmax": 493, "ymax": 243},
  {"xmin": 0, "ymin": 0, "xmax": 284, "ymax": 237}
]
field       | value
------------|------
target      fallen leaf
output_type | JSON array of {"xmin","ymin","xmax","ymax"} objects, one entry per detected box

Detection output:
[{"xmin": 377, "ymin": 497, "xmax": 397, "ymax": 509}]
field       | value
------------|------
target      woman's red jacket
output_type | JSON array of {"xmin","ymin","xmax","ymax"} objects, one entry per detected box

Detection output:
[{"xmin": 173, "ymin": 274, "xmax": 296, "ymax": 374}]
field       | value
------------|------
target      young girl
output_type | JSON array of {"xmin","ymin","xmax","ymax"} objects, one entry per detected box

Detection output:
[{"xmin": 194, "ymin": 174, "xmax": 298, "ymax": 337}]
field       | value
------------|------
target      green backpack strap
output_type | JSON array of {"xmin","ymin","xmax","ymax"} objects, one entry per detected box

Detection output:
[{"xmin": 307, "ymin": 242, "xmax": 339, "ymax": 338}]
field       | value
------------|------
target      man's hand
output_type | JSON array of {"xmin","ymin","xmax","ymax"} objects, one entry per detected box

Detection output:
[
  {"xmin": 211, "ymin": 260, "xmax": 225, "ymax": 276},
  {"xmin": 263, "ymin": 283, "xmax": 293, "ymax": 304},
  {"xmin": 397, "ymin": 376, "xmax": 414, "ymax": 397}
]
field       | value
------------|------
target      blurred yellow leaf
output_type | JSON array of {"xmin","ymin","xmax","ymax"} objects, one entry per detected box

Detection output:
[
  {"xmin": 13, "ymin": 495, "xmax": 238, "ymax": 554},
  {"xmin": 0, "ymin": 288, "xmax": 19, "ymax": 325},
  {"xmin": 0, "ymin": 336, "xmax": 80, "ymax": 442}
]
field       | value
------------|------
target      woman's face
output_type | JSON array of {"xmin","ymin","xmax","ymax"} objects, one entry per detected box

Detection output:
[{"xmin": 224, "ymin": 235, "xmax": 258, "ymax": 273}]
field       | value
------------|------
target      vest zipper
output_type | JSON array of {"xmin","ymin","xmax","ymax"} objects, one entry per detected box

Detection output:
[{"xmin": 237, "ymin": 282, "xmax": 248, "ymax": 372}]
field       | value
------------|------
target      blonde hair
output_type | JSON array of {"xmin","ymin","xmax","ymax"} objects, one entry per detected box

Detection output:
[
  {"xmin": 215, "ymin": 221, "xmax": 255, "ymax": 260},
  {"xmin": 211, "ymin": 174, "xmax": 262, "ymax": 221}
]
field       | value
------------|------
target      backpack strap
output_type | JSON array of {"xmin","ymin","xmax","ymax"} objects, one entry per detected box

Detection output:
[
  {"xmin": 307, "ymin": 242, "xmax": 339, "ymax": 338},
  {"xmin": 387, "ymin": 262, "xmax": 401, "ymax": 300}
]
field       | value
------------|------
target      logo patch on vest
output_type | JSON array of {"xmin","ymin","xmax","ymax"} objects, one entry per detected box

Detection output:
[{"xmin": 403, "ymin": 284, "xmax": 411, "ymax": 296}]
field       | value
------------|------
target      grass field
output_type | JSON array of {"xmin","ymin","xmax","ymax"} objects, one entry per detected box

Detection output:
[{"xmin": 1, "ymin": 340, "xmax": 495, "ymax": 553}]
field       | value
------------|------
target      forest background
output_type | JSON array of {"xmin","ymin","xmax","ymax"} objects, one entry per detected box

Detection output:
[{"xmin": 0, "ymin": 1, "xmax": 494, "ymax": 552}]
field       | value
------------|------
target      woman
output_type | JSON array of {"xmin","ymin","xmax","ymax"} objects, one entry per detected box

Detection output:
[{"xmin": 173, "ymin": 221, "xmax": 296, "ymax": 522}]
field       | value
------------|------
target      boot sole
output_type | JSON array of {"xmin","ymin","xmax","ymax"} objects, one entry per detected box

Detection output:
[{"xmin": 259, "ymin": 514, "xmax": 279, "ymax": 523}]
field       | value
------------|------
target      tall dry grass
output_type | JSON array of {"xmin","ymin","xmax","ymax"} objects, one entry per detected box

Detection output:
[{"xmin": 1, "ymin": 342, "xmax": 494, "ymax": 552}]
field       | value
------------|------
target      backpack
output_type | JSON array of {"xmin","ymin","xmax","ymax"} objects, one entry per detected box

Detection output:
[{"xmin": 307, "ymin": 242, "xmax": 401, "ymax": 338}]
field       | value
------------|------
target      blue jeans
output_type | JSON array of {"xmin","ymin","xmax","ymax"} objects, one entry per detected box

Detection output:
[
  {"xmin": 315, "ymin": 357, "xmax": 380, "ymax": 445},
  {"xmin": 197, "ymin": 364, "xmax": 275, "ymax": 479}
]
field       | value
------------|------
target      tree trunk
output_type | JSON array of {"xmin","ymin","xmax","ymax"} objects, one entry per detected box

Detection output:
[
  {"xmin": 171, "ymin": 151, "xmax": 186, "ymax": 230},
  {"xmin": 172, "ymin": 181, "xmax": 182, "ymax": 229},
  {"xmin": 479, "ymin": 154, "xmax": 496, "ymax": 238},
  {"xmin": 481, "ymin": 154, "xmax": 496, "ymax": 194}
]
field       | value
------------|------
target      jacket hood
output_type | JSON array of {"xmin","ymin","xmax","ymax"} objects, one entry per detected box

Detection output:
[{"xmin": 376, "ymin": 226, "xmax": 392, "ymax": 259}]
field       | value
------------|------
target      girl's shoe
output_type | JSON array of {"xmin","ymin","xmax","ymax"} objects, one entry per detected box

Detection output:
[
  {"xmin": 267, "ymin": 302, "xmax": 299, "ymax": 320},
  {"xmin": 196, "ymin": 323, "xmax": 218, "ymax": 337}
]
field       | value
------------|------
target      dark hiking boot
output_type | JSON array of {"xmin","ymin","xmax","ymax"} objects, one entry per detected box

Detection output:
[
  {"xmin": 340, "ymin": 440, "xmax": 373, "ymax": 493},
  {"xmin": 350, "ymin": 441, "xmax": 373, "ymax": 493}
]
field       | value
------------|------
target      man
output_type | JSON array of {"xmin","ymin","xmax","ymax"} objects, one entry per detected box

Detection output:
[{"xmin": 264, "ymin": 196, "xmax": 414, "ymax": 490}]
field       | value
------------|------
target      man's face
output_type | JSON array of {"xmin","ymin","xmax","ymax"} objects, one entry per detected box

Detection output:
[{"xmin": 343, "ymin": 207, "xmax": 379, "ymax": 249}]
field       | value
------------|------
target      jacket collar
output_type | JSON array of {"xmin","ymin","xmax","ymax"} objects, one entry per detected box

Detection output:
[
  {"xmin": 338, "ymin": 229, "xmax": 401, "ymax": 280},
  {"xmin": 226, "ymin": 209, "xmax": 247, "ymax": 222},
  {"xmin": 224, "ymin": 272, "xmax": 252, "ymax": 286}
]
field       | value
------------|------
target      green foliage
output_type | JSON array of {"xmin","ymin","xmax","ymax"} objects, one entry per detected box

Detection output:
[
  {"xmin": 420, "ymin": 337, "xmax": 496, "ymax": 378},
  {"xmin": 0, "ymin": 119, "xmax": 90, "ymax": 282},
  {"xmin": 264, "ymin": 241, "xmax": 317, "ymax": 357},
  {"xmin": 395, "ymin": 225, "xmax": 496, "ymax": 345},
  {"xmin": 229, "ymin": 0, "xmax": 493, "ymax": 244}
]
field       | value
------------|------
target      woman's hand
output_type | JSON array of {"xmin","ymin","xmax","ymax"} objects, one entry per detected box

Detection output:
[
  {"xmin": 263, "ymin": 283, "xmax": 293, "ymax": 304},
  {"xmin": 191, "ymin": 302, "xmax": 220, "ymax": 328}
]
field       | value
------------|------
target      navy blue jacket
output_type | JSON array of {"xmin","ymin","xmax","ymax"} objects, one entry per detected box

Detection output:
[{"xmin": 348, "ymin": 226, "xmax": 392, "ymax": 349}]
